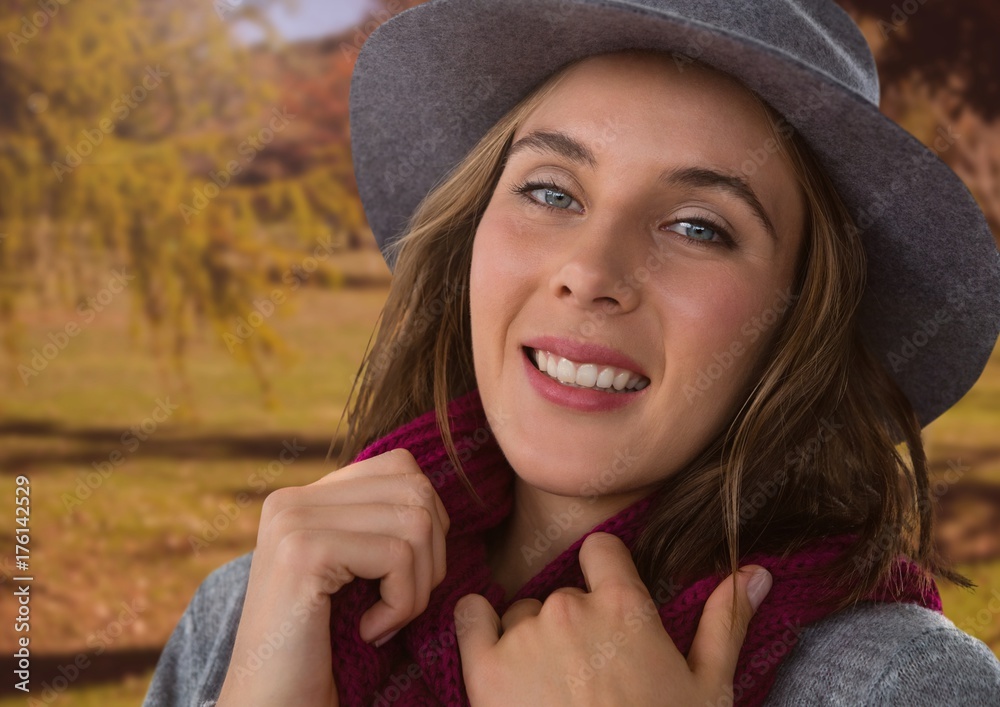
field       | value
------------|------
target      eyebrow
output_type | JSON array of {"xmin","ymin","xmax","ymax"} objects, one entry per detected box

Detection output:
[{"xmin": 506, "ymin": 129, "xmax": 779, "ymax": 242}]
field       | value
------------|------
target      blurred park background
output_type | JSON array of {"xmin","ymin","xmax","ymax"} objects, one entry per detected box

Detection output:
[{"xmin": 0, "ymin": 0, "xmax": 998, "ymax": 703}]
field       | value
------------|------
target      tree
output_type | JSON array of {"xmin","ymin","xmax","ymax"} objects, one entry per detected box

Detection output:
[{"xmin": 0, "ymin": 0, "xmax": 366, "ymax": 408}]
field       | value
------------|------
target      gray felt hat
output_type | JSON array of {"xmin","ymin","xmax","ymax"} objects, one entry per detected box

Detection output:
[{"xmin": 348, "ymin": 0, "xmax": 1000, "ymax": 428}]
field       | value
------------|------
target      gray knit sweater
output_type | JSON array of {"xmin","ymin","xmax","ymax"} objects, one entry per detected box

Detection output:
[{"xmin": 142, "ymin": 552, "xmax": 1000, "ymax": 706}]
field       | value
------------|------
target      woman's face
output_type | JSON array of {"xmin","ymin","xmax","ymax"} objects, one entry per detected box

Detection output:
[{"xmin": 470, "ymin": 52, "xmax": 805, "ymax": 499}]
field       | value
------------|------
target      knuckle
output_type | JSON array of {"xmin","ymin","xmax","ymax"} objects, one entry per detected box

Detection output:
[
  {"xmin": 540, "ymin": 589, "xmax": 579, "ymax": 625},
  {"xmin": 272, "ymin": 532, "xmax": 356, "ymax": 597},
  {"xmin": 267, "ymin": 505, "xmax": 305, "ymax": 538},
  {"xmin": 397, "ymin": 504, "xmax": 434, "ymax": 536},
  {"xmin": 259, "ymin": 486, "xmax": 293, "ymax": 522},
  {"xmin": 433, "ymin": 555, "xmax": 447, "ymax": 586},
  {"xmin": 384, "ymin": 535, "xmax": 414, "ymax": 564},
  {"xmin": 405, "ymin": 593, "xmax": 420, "ymax": 618},
  {"xmin": 318, "ymin": 568, "xmax": 354, "ymax": 597},
  {"xmin": 413, "ymin": 591, "xmax": 430, "ymax": 617},
  {"xmin": 274, "ymin": 528, "xmax": 315, "ymax": 569},
  {"xmin": 389, "ymin": 446, "xmax": 417, "ymax": 468},
  {"xmin": 439, "ymin": 503, "xmax": 452, "ymax": 535},
  {"xmin": 410, "ymin": 474, "xmax": 435, "ymax": 500}
]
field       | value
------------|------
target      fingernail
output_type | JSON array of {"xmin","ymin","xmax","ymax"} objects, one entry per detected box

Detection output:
[
  {"xmin": 372, "ymin": 628, "xmax": 400, "ymax": 647},
  {"xmin": 746, "ymin": 568, "xmax": 772, "ymax": 612}
]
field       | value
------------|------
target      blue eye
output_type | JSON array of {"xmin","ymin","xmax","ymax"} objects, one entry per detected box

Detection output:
[
  {"xmin": 665, "ymin": 217, "xmax": 733, "ymax": 248},
  {"xmin": 676, "ymin": 221, "xmax": 718, "ymax": 241},
  {"xmin": 533, "ymin": 188, "xmax": 575, "ymax": 209},
  {"xmin": 510, "ymin": 179, "xmax": 584, "ymax": 213}
]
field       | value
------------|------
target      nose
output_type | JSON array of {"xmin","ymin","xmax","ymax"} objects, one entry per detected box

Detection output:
[{"xmin": 548, "ymin": 219, "xmax": 640, "ymax": 315}]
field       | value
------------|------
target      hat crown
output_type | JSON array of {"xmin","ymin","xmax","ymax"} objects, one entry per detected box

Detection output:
[{"xmin": 583, "ymin": 0, "xmax": 880, "ymax": 105}]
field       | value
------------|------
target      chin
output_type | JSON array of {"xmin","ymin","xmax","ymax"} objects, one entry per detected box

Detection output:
[{"xmin": 503, "ymin": 441, "xmax": 616, "ymax": 498}]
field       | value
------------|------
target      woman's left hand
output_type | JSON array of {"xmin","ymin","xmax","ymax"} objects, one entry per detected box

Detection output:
[{"xmin": 454, "ymin": 531, "xmax": 772, "ymax": 706}]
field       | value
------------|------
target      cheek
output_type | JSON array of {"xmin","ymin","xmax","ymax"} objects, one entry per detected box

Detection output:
[
  {"xmin": 474, "ymin": 206, "xmax": 541, "ymax": 274},
  {"xmin": 470, "ymin": 208, "xmax": 541, "ymax": 313},
  {"xmin": 659, "ymin": 267, "xmax": 778, "ymax": 384},
  {"xmin": 469, "ymin": 210, "xmax": 533, "ymax": 371}
]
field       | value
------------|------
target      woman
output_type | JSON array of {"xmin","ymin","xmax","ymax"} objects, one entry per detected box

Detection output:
[{"xmin": 144, "ymin": 0, "xmax": 1000, "ymax": 705}]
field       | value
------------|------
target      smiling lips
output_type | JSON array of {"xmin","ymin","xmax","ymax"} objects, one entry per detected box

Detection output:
[{"xmin": 524, "ymin": 346, "xmax": 650, "ymax": 393}]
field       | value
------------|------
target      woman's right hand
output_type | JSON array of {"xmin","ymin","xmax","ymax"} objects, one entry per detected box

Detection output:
[{"xmin": 215, "ymin": 447, "xmax": 451, "ymax": 706}]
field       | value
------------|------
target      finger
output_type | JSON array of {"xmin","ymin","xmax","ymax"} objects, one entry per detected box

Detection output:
[
  {"xmin": 317, "ymin": 448, "xmax": 421, "ymax": 485},
  {"xmin": 455, "ymin": 594, "xmax": 501, "ymax": 661},
  {"xmin": 315, "ymin": 448, "xmax": 451, "ymax": 535},
  {"xmin": 578, "ymin": 532, "xmax": 646, "ymax": 595},
  {"xmin": 272, "ymin": 474, "xmax": 444, "ymax": 524},
  {"xmin": 576, "ymin": 534, "xmax": 684, "ymax": 666},
  {"xmin": 267, "ymin": 503, "xmax": 439, "ymax": 611},
  {"xmin": 265, "ymin": 475, "xmax": 449, "ymax": 579},
  {"xmin": 277, "ymin": 528, "xmax": 419, "ymax": 643},
  {"xmin": 499, "ymin": 597, "xmax": 542, "ymax": 634},
  {"xmin": 317, "ymin": 459, "xmax": 413, "ymax": 484},
  {"xmin": 688, "ymin": 565, "xmax": 772, "ymax": 689},
  {"xmin": 331, "ymin": 470, "xmax": 450, "ymax": 538}
]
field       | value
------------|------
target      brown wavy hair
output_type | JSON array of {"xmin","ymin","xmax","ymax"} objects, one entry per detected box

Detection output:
[{"xmin": 331, "ymin": 50, "xmax": 972, "ymax": 627}]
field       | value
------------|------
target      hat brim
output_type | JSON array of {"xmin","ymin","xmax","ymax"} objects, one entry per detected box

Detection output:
[{"xmin": 349, "ymin": 0, "xmax": 1000, "ymax": 428}]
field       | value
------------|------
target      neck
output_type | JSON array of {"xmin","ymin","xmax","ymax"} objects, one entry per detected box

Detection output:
[{"xmin": 485, "ymin": 474, "xmax": 654, "ymax": 601}]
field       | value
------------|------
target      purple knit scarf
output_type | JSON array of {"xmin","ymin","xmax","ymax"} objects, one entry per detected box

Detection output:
[{"xmin": 328, "ymin": 387, "xmax": 942, "ymax": 706}]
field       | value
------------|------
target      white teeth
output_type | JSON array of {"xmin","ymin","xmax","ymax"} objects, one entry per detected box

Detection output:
[
  {"xmin": 556, "ymin": 358, "xmax": 576, "ymax": 384},
  {"xmin": 546, "ymin": 354, "xmax": 559, "ymax": 378},
  {"xmin": 575, "ymin": 363, "xmax": 598, "ymax": 387},
  {"xmin": 529, "ymin": 348, "xmax": 649, "ymax": 393}
]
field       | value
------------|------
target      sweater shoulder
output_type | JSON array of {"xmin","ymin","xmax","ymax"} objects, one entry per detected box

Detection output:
[
  {"xmin": 764, "ymin": 601, "xmax": 1000, "ymax": 705},
  {"xmin": 142, "ymin": 552, "xmax": 253, "ymax": 707},
  {"xmin": 189, "ymin": 552, "xmax": 254, "ymax": 624}
]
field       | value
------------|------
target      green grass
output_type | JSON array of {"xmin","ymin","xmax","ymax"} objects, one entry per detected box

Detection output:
[{"xmin": 0, "ymin": 285, "xmax": 389, "ymax": 435}]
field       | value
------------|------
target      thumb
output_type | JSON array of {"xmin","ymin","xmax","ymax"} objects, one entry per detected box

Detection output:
[
  {"xmin": 454, "ymin": 594, "xmax": 501, "ymax": 661},
  {"xmin": 688, "ymin": 565, "xmax": 772, "ymax": 688}
]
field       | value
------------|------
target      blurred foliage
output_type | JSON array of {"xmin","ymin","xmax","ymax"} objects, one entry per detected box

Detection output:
[
  {"xmin": 0, "ymin": 0, "xmax": 367, "ymax": 406},
  {"xmin": 838, "ymin": 0, "xmax": 1000, "ymax": 120},
  {"xmin": 836, "ymin": 0, "xmax": 1000, "ymax": 237}
]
